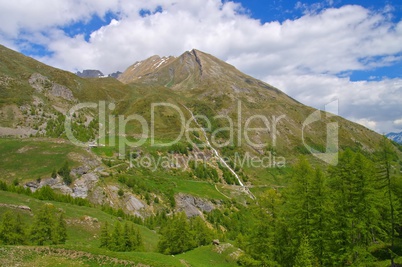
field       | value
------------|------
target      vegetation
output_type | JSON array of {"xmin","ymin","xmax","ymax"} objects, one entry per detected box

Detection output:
[
  {"xmin": 99, "ymin": 221, "xmax": 143, "ymax": 252},
  {"xmin": 0, "ymin": 204, "xmax": 67, "ymax": 246},
  {"xmin": 236, "ymin": 149, "xmax": 402, "ymax": 266},
  {"xmin": 157, "ymin": 212, "xmax": 214, "ymax": 255},
  {"xmin": 0, "ymin": 43, "xmax": 402, "ymax": 266}
]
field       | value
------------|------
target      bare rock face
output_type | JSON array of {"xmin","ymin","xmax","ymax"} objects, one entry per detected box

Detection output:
[
  {"xmin": 28, "ymin": 73, "xmax": 48, "ymax": 93},
  {"xmin": 125, "ymin": 195, "xmax": 145, "ymax": 212},
  {"xmin": 25, "ymin": 176, "xmax": 73, "ymax": 194},
  {"xmin": 175, "ymin": 193, "xmax": 215, "ymax": 218},
  {"xmin": 51, "ymin": 83, "xmax": 74, "ymax": 100},
  {"xmin": 71, "ymin": 173, "xmax": 98, "ymax": 198},
  {"xmin": 28, "ymin": 73, "xmax": 75, "ymax": 101}
]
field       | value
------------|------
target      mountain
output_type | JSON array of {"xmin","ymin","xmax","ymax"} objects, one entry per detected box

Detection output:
[
  {"xmin": 118, "ymin": 55, "xmax": 176, "ymax": 83},
  {"xmin": 76, "ymin": 69, "xmax": 104, "ymax": 78},
  {"xmin": 108, "ymin": 71, "xmax": 122, "ymax": 78},
  {"xmin": 387, "ymin": 131, "xmax": 402, "ymax": 144},
  {"xmin": 118, "ymin": 49, "xmax": 385, "ymax": 159},
  {"xmin": 1, "ymin": 44, "xmax": 402, "ymax": 266},
  {"xmin": 0, "ymin": 43, "xmax": 395, "ymax": 197}
]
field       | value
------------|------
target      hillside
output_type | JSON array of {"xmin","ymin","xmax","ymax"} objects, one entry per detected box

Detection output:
[
  {"xmin": 118, "ymin": 49, "xmax": 386, "ymax": 162},
  {"xmin": 0, "ymin": 44, "xmax": 402, "ymax": 266}
]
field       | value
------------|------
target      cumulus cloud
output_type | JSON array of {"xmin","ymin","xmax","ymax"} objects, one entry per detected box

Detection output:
[
  {"xmin": 354, "ymin": 118, "xmax": 378, "ymax": 131},
  {"xmin": 0, "ymin": 0, "xmax": 401, "ymax": 133},
  {"xmin": 265, "ymin": 74, "xmax": 402, "ymax": 133},
  {"xmin": 394, "ymin": 119, "xmax": 402, "ymax": 126}
]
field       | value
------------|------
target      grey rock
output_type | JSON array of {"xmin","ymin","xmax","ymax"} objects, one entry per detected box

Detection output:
[
  {"xmin": 71, "ymin": 173, "xmax": 98, "ymax": 198},
  {"xmin": 76, "ymin": 69, "xmax": 104, "ymax": 78},
  {"xmin": 125, "ymin": 195, "xmax": 145, "ymax": 211},
  {"xmin": 176, "ymin": 193, "xmax": 215, "ymax": 218}
]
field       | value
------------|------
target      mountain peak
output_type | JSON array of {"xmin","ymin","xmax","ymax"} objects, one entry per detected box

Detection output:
[
  {"xmin": 76, "ymin": 69, "xmax": 104, "ymax": 78},
  {"xmin": 118, "ymin": 48, "xmax": 253, "ymax": 90},
  {"xmin": 118, "ymin": 54, "xmax": 176, "ymax": 83}
]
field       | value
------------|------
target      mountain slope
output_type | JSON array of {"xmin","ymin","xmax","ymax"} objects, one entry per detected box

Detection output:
[
  {"xmin": 119, "ymin": 49, "xmax": 386, "ymax": 164},
  {"xmin": 1, "ymin": 44, "xmax": 402, "ymax": 267},
  {"xmin": 0, "ymin": 44, "xmax": 130, "ymax": 105}
]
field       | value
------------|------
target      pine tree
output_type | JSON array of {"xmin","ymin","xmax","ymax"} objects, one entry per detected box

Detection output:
[
  {"xmin": 131, "ymin": 224, "xmax": 143, "ymax": 251},
  {"xmin": 377, "ymin": 137, "xmax": 400, "ymax": 266},
  {"xmin": 30, "ymin": 204, "xmax": 56, "ymax": 245},
  {"xmin": 110, "ymin": 221, "xmax": 124, "ymax": 251},
  {"xmin": 309, "ymin": 168, "xmax": 331, "ymax": 265},
  {"xmin": 158, "ymin": 212, "xmax": 195, "ymax": 254},
  {"xmin": 0, "ymin": 211, "xmax": 26, "ymax": 245},
  {"xmin": 282, "ymin": 157, "xmax": 315, "ymax": 264},
  {"xmin": 294, "ymin": 235, "xmax": 315, "ymax": 267},
  {"xmin": 52, "ymin": 213, "xmax": 67, "ymax": 244},
  {"xmin": 328, "ymin": 149, "xmax": 379, "ymax": 265},
  {"xmin": 122, "ymin": 222, "xmax": 134, "ymax": 251},
  {"xmin": 190, "ymin": 216, "xmax": 213, "ymax": 246},
  {"xmin": 247, "ymin": 189, "xmax": 283, "ymax": 266},
  {"xmin": 286, "ymin": 157, "xmax": 314, "ymax": 237},
  {"xmin": 99, "ymin": 222, "xmax": 110, "ymax": 248}
]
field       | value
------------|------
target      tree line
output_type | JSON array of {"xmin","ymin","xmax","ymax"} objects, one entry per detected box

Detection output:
[
  {"xmin": 237, "ymin": 144, "xmax": 402, "ymax": 266},
  {"xmin": 100, "ymin": 221, "xmax": 143, "ymax": 252},
  {"xmin": 0, "ymin": 203, "xmax": 67, "ymax": 246}
]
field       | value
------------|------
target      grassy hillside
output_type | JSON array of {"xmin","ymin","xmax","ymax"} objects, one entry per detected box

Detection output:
[
  {"xmin": 0, "ymin": 190, "xmax": 239, "ymax": 266},
  {"xmin": 0, "ymin": 138, "xmax": 92, "ymax": 182}
]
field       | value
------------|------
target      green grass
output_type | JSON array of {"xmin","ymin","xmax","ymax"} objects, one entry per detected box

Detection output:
[
  {"xmin": 0, "ymin": 190, "xmax": 241, "ymax": 267},
  {"xmin": 177, "ymin": 245, "xmax": 239, "ymax": 266},
  {"xmin": 173, "ymin": 180, "xmax": 225, "ymax": 199},
  {"xmin": 0, "ymin": 138, "xmax": 90, "ymax": 182},
  {"xmin": 0, "ymin": 191, "xmax": 159, "ymax": 252}
]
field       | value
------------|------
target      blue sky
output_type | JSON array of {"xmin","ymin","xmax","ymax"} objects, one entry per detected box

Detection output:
[
  {"xmin": 239, "ymin": 0, "xmax": 402, "ymax": 82},
  {"xmin": 0, "ymin": 0, "xmax": 401, "ymax": 134}
]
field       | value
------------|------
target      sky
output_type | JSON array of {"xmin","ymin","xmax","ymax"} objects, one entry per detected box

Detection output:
[{"xmin": 0, "ymin": 0, "xmax": 401, "ymax": 134}]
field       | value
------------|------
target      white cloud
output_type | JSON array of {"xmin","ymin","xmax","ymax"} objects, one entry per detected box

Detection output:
[
  {"xmin": 394, "ymin": 119, "xmax": 402, "ymax": 126},
  {"xmin": 355, "ymin": 118, "xmax": 378, "ymax": 131},
  {"xmin": 0, "ymin": 0, "xmax": 402, "ymax": 133},
  {"xmin": 0, "ymin": 0, "xmax": 118, "ymax": 37},
  {"xmin": 264, "ymin": 74, "xmax": 402, "ymax": 133}
]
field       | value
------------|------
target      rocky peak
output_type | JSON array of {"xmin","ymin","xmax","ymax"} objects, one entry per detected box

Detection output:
[
  {"xmin": 118, "ymin": 48, "xmax": 250, "ymax": 90},
  {"xmin": 118, "ymin": 55, "xmax": 176, "ymax": 83},
  {"xmin": 76, "ymin": 69, "xmax": 104, "ymax": 78}
]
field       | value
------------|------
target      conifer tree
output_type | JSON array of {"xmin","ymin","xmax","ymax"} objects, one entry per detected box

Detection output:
[
  {"xmin": 247, "ymin": 189, "xmax": 283, "ymax": 266},
  {"xmin": 0, "ymin": 211, "xmax": 26, "ymax": 245},
  {"xmin": 190, "ymin": 216, "xmax": 213, "ymax": 246},
  {"xmin": 377, "ymin": 137, "xmax": 400, "ymax": 266},
  {"xmin": 294, "ymin": 235, "xmax": 314, "ymax": 267},
  {"xmin": 110, "ymin": 221, "xmax": 124, "ymax": 251},
  {"xmin": 99, "ymin": 222, "xmax": 110, "ymax": 248},
  {"xmin": 30, "ymin": 204, "xmax": 55, "ymax": 245},
  {"xmin": 158, "ymin": 212, "xmax": 195, "ymax": 254},
  {"xmin": 123, "ymin": 222, "xmax": 132, "ymax": 251},
  {"xmin": 328, "ymin": 149, "xmax": 379, "ymax": 264},
  {"xmin": 52, "ymin": 213, "xmax": 67, "ymax": 244},
  {"xmin": 309, "ymin": 168, "xmax": 331, "ymax": 265}
]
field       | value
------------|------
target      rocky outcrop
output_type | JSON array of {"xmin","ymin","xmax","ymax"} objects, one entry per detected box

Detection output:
[
  {"xmin": 175, "ymin": 193, "xmax": 215, "ymax": 217},
  {"xmin": 76, "ymin": 69, "xmax": 104, "ymax": 78},
  {"xmin": 71, "ymin": 173, "xmax": 99, "ymax": 198},
  {"xmin": 125, "ymin": 195, "xmax": 145, "ymax": 213},
  {"xmin": 28, "ymin": 73, "xmax": 75, "ymax": 101},
  {"xmin": 50, "ymin": 83, "xmax": 74, "ymax": 100},
  {"xmin": 0, "ymin": 203, "xmax": 32, "ymax": 212}
]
